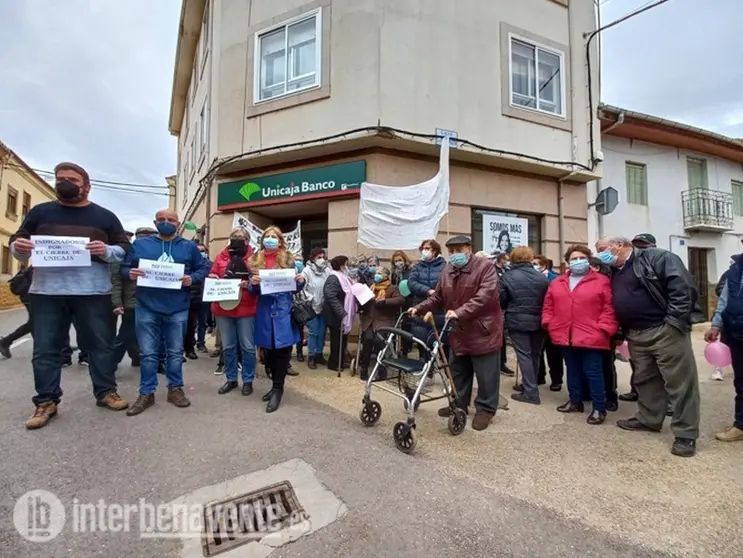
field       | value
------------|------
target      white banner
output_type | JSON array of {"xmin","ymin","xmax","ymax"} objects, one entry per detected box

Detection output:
[
  {"xmin": 136, "ymin": 259, "xmax": 185, "ymax": 290},
  {"xmin": 202, "ymin": 278, "xmax": 242, "ymax": 302},
  {"xmin": 231, "ymin": 212, "xmax": 302, "ymax": 256},
  {"xmin": 482, "ymin": 214, "xmax": 529, "ymax": 254},
  {"xmin": 31, "ymin": 235, "xmax": 91, "ymax": 268}
]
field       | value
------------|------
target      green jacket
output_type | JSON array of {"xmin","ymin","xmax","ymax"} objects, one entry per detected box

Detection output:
[{"xmin": 110, "ymin": 262, "xmax": 136, "ymax": 310}]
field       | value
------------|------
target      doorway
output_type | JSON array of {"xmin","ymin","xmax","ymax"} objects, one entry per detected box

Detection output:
[
  {"xmin": 688, "ymin": 247, "xmax": 710, "ymax": 321},
  {"xmin": 275, "ymin": 216, "xmax": 328, "ymax": 261}
]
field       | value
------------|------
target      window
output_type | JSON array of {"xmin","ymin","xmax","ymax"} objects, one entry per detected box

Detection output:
[
  {"xmin": 183, "ymin": 149, "xmax": 189, "ymax": 186},
  {"xmin": 200, "ymin": 1, "xmax": 210, "ymax": 63},
  {"xmin": 254, "ymin": 11, "xmax": 321, "ymax": 102},
  {"xmin": 199, "ymin": 101, "xmax": 208, "ymax": 154},
  {"xmin": 687, "ymin": 157, "xmax": 708, "ymax": 189},
  {"xmin": 190, "ymin": 138, "xmax": 197, "ymax": 176},
  {"xmin": 1, "ymin": 245, "xmax": 11, "ymax": 275},
  {"xmin": 6, "ymin": 186, "xmax": 18, "ymax": 217},
  {"xmin": 22, "ymin": 191, "xmax": 31, "ymax": 217},
  {"xmin": 732, "ymin": 180, "xmax": 743, "ymax": 217},
  {"xmin": 625, "ymin": 162, "xmax": 648, "ymax": 205},
  {"xmin": 190, "ymin": 59, "xmax": 197, "ymax": 105},
  {"xmin": 510, "ymin": 37, "xmax": 565, "ymax": 117}
]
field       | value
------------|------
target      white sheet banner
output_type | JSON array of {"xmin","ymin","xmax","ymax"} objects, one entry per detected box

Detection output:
[
  {"xmin": 357, "ymin": 139, "xmax": 450, "ymax": 249},
  {"xmin": 232, "ymin": 212, "xmax": 302, "ymax": 256},
  {"xmin": 481, "ymin": 214, "xmax": 529, "ymax": 254},
  {"xmin": 202, "ymin": 278, "xmax": 242, "ymax": 302},
  {"xmin": 258, "ymin": 269, "xmax": 297, "ymax": 295},
  {"xmin": 136, "ymin": 259, "xmax": 185, "ymax": 290},
  {"xmin": 31, "ymin": 235, "xmax": 91, "ymax": 268}
]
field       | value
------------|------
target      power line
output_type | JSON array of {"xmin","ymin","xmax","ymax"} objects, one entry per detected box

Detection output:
[{"xmin": 3, "ymin": 161, "xmax": 169, "ymax": 189}]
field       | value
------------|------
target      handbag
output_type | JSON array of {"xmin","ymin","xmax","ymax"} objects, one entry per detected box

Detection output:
[{"xmin": 292, "ymin": 290, "xmax": 316, "ymax": 327}]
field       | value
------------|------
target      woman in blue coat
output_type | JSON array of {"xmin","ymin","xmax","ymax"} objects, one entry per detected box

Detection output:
[
  {"xmin": 248, "ymin": 226, "xmax": 305, "ymax": 412},
  {"xmin": 407, "ymin": 238, "xmax": 447, "ymax": 353}
]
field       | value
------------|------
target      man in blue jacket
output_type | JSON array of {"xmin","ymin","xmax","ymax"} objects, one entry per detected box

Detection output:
[{"xmin": 121, "ymin": 209, "xmax": 209, "ymax": 416}]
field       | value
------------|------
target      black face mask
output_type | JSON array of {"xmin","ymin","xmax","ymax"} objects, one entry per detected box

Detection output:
[
  {"xmin": 229, "ymin": 238, "xmax": 247, "ymax": 256},
  {"xmin": 55, "ymin": 179, "xmax": 83, "ymax": 202}
]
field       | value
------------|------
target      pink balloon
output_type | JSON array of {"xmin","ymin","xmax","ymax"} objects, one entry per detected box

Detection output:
[
  {"xmin": 617, "ymin": 341, "xmax": 630, "ymax": 359},
  {"xmin": 704, "ymin": 341, "xmax": 732, "ymax": 368}
]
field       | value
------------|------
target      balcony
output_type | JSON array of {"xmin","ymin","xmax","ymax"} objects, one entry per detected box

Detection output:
[{"xmin": 681, "ymin": 189, "xmax": 734, "ymax": 232}]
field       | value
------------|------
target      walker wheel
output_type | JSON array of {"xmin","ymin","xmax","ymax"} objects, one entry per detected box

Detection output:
[
  {"xmin": 393, "ymin": 421, "xmax": 417, "ymax": 454},
  {"xmin": 359, "ymin": 400, "xmax": 382, "ymax": 426},
  {"xmin": 448, "ymin": 408, "xmax": 467, "ymax": 436}
]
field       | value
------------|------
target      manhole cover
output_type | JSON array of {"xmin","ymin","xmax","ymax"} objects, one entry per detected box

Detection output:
[{"xmin": 202, "ymin": 480, "xmax": 308, "ymax": 557}]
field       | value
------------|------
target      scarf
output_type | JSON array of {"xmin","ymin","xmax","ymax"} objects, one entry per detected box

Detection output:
[
  {"xmin": 372, "ymin": 279, "xmax": 390, "ymax": 301},
  {"xmin": 332, "ymin": 270, "xmax": 357, "ymax": 334}
]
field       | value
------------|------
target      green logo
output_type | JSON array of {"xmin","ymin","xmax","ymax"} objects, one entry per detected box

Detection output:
[{"xmin": 238, "ymin": 182, "xmax": 261, "ymax": 200}]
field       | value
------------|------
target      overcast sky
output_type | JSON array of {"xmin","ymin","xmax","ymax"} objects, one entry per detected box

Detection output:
[{"xmin": 0, "ymin": 0, "xmax": 740, "ymax": 229}]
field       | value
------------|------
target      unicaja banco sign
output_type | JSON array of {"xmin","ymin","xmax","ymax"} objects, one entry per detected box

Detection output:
[{"xmin": 217, "ymin": 160, "xmax": 366, "ymax": 209}]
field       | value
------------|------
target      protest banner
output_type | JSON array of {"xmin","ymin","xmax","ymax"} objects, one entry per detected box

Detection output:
[
  {"xmin": 136, "ymin": 259, "xmax": 185, "ymax": 290},
  {"xmin": 31, "ymin": 235, "xmax": 91, "ymax": 268},
  {"xmin": 258, "ymin": 269, "xmax": 296, "ymax": 295},
  {"xmin": 232, "ymin": 212, "xmax": 303, "ymax": 256},
  {"xmin": 202, "ymin": 278, "xmax": 242, "ymax": 302}
]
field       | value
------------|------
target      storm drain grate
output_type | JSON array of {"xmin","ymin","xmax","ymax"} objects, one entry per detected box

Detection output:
[{"xmin": 201, "ymin": 480, "xmax": 308, "ymax": 556}]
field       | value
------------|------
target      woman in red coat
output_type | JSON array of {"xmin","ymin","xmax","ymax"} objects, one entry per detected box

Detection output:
[{"xmin": 542, "ymin": 244, "xmax": 618, "ymax": 425}]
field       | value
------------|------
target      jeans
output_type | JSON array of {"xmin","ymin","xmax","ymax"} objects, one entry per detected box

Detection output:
[
  {"xmin": 113, "ymin": 309, "xmax": 139, "ymax": 365},
  {"xmin": 136, "ymin": 307, "xmax": 189, "ymax": 395},
  {"xmin": 307, "ymin": 316, "xmax": 326, "ymax": 356},
  {"xmin": 563, "ymin": 346, "xmax": 606, "ymax": 412},
  {"xmin": 215, "ymin": 316, "xmax": 256, "ymax": 384},
  {"xmin": 29, "ymin": 294, "xmax": 118, "ymax": 405}
]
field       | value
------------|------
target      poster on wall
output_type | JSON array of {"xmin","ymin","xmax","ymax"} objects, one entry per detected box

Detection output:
[
  {"xmin": 232, "ymin": 212, "xmax": 303, "ymax": 256},
  {"xmin": 482, "ymin": 214, "xmax": 529, "ymax": 254}
]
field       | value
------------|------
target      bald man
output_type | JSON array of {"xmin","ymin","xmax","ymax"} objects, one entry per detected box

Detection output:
[{"xmin": 121, "ymin": 209, "xmax": 210, "ymax": 416}]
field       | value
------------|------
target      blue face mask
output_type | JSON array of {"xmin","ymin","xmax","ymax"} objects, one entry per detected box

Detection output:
[
  {"xmin": 200, "ymin": 252, "xmax": 208, "ymax": 259},
  {"xmin": 367, "ymin": 265, "xmax": 377, "ymax": 274},
  {"xmin": 569, "ymin": 259, "xmax": 590, "ymax": 275},
  {"xmin": 598, "ymin": 249, "xmax": 617, "ymax": 265},
  {"xmin": 450, "ymin": 253, "xmax": 468, "ymax": 268},
  {"xmin": 155, "ymin": 221, "xmax": 177, "ymax": 236},
  {"xmin": 263, "ymin": 237, "xmax": 279, "ymax": 250},
  {"xmin": 374, "ymin": 273, "xmax": 384, "ymax": 283},
  {"xmin": 295, "ymin": 261, "xmax": 305, "ymax": 273}
]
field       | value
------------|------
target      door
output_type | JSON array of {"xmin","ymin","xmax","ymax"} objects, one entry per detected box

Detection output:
[
  {"xmin": 274, "ymin": 217, "xmax": 328, "ymax": 261},
  {"xmin": 687, "ymin": 247, "xmax": 709, "ymax": 321}
]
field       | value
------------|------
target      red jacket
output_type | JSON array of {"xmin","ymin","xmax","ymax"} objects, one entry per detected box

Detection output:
[
  {"xmin": 209, "ymin": 247, "xmax": 257, "ymax": 318},
  {"xmin": 541, "ymin": 270, "xmax": 618, "ymax": 350}
]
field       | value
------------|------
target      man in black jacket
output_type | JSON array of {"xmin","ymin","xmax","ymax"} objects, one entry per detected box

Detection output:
[{"xmin": 601, "ymin": 236, "xmax": 700, "ymax": 457}]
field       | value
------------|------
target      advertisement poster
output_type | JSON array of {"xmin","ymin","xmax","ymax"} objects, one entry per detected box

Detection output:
[{"xmin": 482, "ymin": 214, "xmax": 529, "ymax": 254}]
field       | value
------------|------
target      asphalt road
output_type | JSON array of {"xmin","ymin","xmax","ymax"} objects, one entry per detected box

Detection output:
[{"xmin": 0, "ymin": 307, "xmax": 677, "ymax": 557}]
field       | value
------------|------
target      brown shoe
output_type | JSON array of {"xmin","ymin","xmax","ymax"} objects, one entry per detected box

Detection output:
[
  {"xmin": 715, "ymin": 425, "xmax": 743, "ymax": 442},
  {"xmin": 96, "ymin": 392, "xmax": 129, "ymax": 411},
  {"xmin": 472, "ymin": 410, "xmax": 494, "ymax": 431},
  {"xmin": 167, "ymin": 387, "xmax": 191, "ymax": 408},
  {"xmin": 26, "ymin": 402, "xmax": 58, "ymax": 430},
  {"xmin": 126, "ymin": 394, "xmax": 155, "ymax": 416}
]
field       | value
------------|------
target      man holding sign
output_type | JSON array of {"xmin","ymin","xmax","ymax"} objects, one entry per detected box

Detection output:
[
  {"xmin": 121, "ymin": 209, "xmax": 210, "ymax": 416},
  {"xmin": 10, "ymin": 161, "xmax": 131, "ymax": 429}
]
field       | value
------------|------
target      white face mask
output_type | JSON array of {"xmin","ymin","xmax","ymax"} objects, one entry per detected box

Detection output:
[
  {"xmin": 533, "ymin": 264, "xmax": 541, "ymax": 271},
  {"xmin": 315, "ymin": 258, "xmax": 325, "ymax": 267},
  {"xmin": 421, "ymin": 249, "xmax": 432, "ymax": 261}
]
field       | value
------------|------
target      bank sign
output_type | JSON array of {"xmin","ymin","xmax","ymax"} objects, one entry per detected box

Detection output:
[{"xmin": 217, "ymin": 160, "xmax": 367, "ymax": 209}]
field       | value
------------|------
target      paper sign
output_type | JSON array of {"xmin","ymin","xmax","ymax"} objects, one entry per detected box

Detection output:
[
  {"xmin": 202, "ymin": 278, "xmax": 242, "ymax": 302},
  {"xmin": 351, "ymin": 283, "xmax": 374, "ymax": 305},
  {"xmin": 31, "ymin": 235, "xmax": 91, "ymax": 268},
  {"xmin": 259, "ymin": 269, "xmax": 297, "ymax": 295},
  {"xmin": 136, "ymin": 258, "xmax": 185, "ymax": 290}
]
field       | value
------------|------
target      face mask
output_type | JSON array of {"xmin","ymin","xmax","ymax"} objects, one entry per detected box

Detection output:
[
  {"xmin": 155, "ymin": 221, "xmax": 177, "ymax": 236},
  {"xmin": 315, "ymin": 257, "xmax": 326, "ymax": 267},
  {"xmin": 229, "ymin": 238, "xmax": 247, "ymax": 255},
  {"xmin": 421, "ymin": 250, "xmax": 432, "ymax": 261},
  {"xmin": 367, "ymin": 265, "xmax": 377, "ymax": 274},
  {"xmin": 55, "ymin": 179, "xmax": 83, "ymax": 202},
  {"xmin": 263, "ymin": 237, "xmax": 279, "ymax": 250},
  {"xmin": 295, "ymin": 261, "xmax": 305, "ymax": 273},
  {"xmin": 569, "ymin": 259, "xmax": 590, "ymax": 275},
  {"xmin": 598, "ymin": 249, "xmax": 617, "ymax": 265},
  {"xmin": 374, "ymin": 274, "xmax": 384, "ymax": 283},
  {"xmin": 533, "ymin": 264, "xmax": 541, "ymax": 271},
  {"xmin": 394, "ymin": 261, "xmax": 404, "ymax": 269},
  {"xmin": 347, "ymin": 268, "xmax": 359, "ymax": 278},
  {"xmin": 450, "ymin": 253, "xmax": 468, "ymax": 268}
]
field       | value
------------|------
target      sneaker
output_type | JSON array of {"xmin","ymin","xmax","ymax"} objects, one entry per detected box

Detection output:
[
  {"xmin": 671, "ymin": 437, "xmax": 696, "ymax": 457},
  {"xmin": 500, "ymin": 366, "xmax": 515, "ymax": 377},
  {"xmin": 26, "ymin": 402, "xmax": 58, "ymax": 430},
  {"xmin": 126, "ymin": 394, "xmax": 155, "ymax": 416},
  {"xmin": 715, "ymin": 425, "xmax": 743, "ymax": 442},
  {"xmin": 511, "ymin": 392, "xmax": 540, "ymax": 405},
  {"xmin": 710, "ymin": 367, "xmax": 724, "ymax": 381},
  {"xmin": 185, "ymin": 351, "xmax": 198, "ymax": 360},
  {"xmin": 616, "ymin": 417, "xmax": 662, "ymax": 432},
  {"xmin": 472, "ymin": 410, "xmax": 494, "ymax": 431},
  {"xmin": 0, "ymin": 337, "xmax": 11, "ymax": 359},
  {"xmin": 78, "ymin": 357, "xmax": 89, "ymax": 366},
  {"xmin": 62, "ymin": 357, "xmax": 73, "ymax": 368},
  {"xmin": 214, "ymin": 364, "xmax": 224, "ymax": 375},
  {"xmin": 96, "ymin": 392, "xmax": 129, "ymax": 411},
  {"xmin": 167, "ymin": 387, "xmax": 191, "ymax": 408},
  {"xmin": 196, "ymin": 344, "xmax": 208, "ymax": 353}
]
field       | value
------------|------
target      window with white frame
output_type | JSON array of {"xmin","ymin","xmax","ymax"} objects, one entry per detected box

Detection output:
[
  {"xmin": 199, "ymin": 101, "xmax": 208, "ymax": 155},
  {"xmin": 509, "ymin": 37, "xmax": 565, "ymax": 117},
  {"xmin": 732, "ymin": 180, "xmax": 743, "ymax": 216},
  {"xmin": 254, "ymin": 10, "xmax": 321, "ymax": 102},
  {"xmin": 625, "ymin": 162, "xmax": 648, "ymax": 206},
  {"xmin": 190, "ymin": 138, "xmax": 197, "ymax": 176},
  {"xmin": 201, "ymin": 1, "xmax": 210, "ymax": 63}
]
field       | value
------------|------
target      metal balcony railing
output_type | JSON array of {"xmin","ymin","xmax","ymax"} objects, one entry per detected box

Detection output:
[{"xmin": 681, "ymin": 189, "xmax": 734, "ymax": 231}]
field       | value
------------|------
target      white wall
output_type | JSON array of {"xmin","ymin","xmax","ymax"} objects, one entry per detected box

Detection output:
[{"xmin": 591, "ymin": 135, "xmax": 743, "ymax": 282}]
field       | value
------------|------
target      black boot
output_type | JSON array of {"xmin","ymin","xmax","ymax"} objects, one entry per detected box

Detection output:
[
  {"xmin": 0, "ymin": 337, "xmax": 11, "ymax": 359},
  {"xmin": 315, "ymin": 354, "xmax": 328, "ymax": 366},
  {"xmin": 307, "ymin": 355, "xmax": 317, "ymax": 370},
  {"xmin": 262, "ymin": 389, "xmax": 274, "ymax": 402},
  {"xmin": 218, "ymin": 381, "xmax": 238, "ymax": 395},
  {"xmin": 296, "ymin": 346, "xmax": 305, "ymax": 362},
  {"xmin": 266, "ymin": 390, "xmax": 283, "ymax": 413}
]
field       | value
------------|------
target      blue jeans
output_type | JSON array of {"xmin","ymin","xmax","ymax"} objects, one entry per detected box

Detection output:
[
  {"xmin": 563, "ymin": 346, "xmax": 606, "ymax": 412},
  {"xmin": 136, "ymin": 307, "xmax": 189, "ymax": 395},
  {"xmin": 215, "ymin": 316, "xmax": 256, "ymax": 384},
  {"xmin": 29, "ymin": 294, "xmax": 118, "ymax": 404},
  {"xmin": 307, "ymin": 316, "xmax": 326, "ymax": 356}
]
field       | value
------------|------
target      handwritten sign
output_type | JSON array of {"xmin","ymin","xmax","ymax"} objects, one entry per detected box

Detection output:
[
  {"xmin": 31, "ymin": 235, "xmax": 91, "ymax": 268},
  {"xmin": 136, "ymin": 259, "xmax": 185, "ymax": 290},
  {"xmin": 202, "ymin": 278, "xmax": 242, "ymax": 302},
  {"xmin": 259, "ymin": 269, "xmax": 296, "ymax": 295}
]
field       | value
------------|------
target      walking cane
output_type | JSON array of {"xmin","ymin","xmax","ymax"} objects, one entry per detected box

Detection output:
[{"xmin": 337, "ymin": 326, "xmax": 343, "ymax": 378}]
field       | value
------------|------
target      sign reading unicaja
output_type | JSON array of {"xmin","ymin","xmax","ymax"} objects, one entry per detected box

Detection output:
[{"xmin": 217, "ymin": 160, "xmax": 366, "ymax": 209}]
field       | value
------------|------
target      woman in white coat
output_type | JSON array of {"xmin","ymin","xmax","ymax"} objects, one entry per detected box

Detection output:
[{"xmin": 302, "ymin": 248, "xmax": 332, "ymax": 369}]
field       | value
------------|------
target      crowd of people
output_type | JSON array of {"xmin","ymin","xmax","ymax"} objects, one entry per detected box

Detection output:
[{"xmin": 1, "ymin": 161, "xmax": 742, "ymax": 456}]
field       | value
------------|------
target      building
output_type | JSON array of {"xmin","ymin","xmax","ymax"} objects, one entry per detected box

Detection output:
[
  {"xmin": 169, "ymin": 0, "xmax": 601, "ymax": 264},
  {"xmin": 0, "ymin": 140, "xmax": 55, "ymax": 282},
  {"xmin": 591, "ymin": 104, "xmax": 743, "ymax": 319}
]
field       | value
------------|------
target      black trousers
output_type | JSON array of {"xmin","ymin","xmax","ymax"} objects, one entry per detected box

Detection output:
[
  {"xmin": 184, "ymin": 307, "xmax": 199, "ymax": 353},
  {"xmin": 3, "ymin": 302, "xmax": 32, "ymax": 344},
  {"xmin": 539, "ymin": 334, "xmax": 564, "ymax": 385},
  {"xmin": 112, "ymin": 309, "xmax": 139, "ymax": 365},
  {"xmin": 265, "ymin": 346, "xmax": 292, "ymax": 392},
  {"xmin": 603, "ymin": 350, "xmax": 619, "ymax": 405},
  {"xmin": 328, "ymin": 326, "xmax": 348, "ymax": 370}
]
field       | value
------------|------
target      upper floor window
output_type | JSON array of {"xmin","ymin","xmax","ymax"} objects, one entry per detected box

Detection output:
[
  {"xmin": 509, "ymin": 37, "xmax": 565, "ymax": 117},
  {"xmin": 200, "ymin": 1, "xmax": 210, "ymax": 64},
  {"xmin": 625, "ymin": 162, "xmax": 648, "ymax": 206},
  {"xmin": 22, "ymin": 191, "xmax": 31, "ymax": 217},
  {"xmin": 199, "ymin": 101, "xmax": 208, "ymax": 154},
  {"xmin": 686, "ymin": 157, "xmax": 708, "ymax": 189},
  {"xmin": 732, "ymin": 179, "xmax": 743, "ymax": 217},
  {"xmin": 254, "ymin": 10, "xmax": 321, "ymax": 103},
  {"xmin": 6, "ymin": 186, "xmax": 18, "ymax": 218}
]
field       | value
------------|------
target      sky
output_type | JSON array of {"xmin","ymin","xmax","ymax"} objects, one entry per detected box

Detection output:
[{"xmin": 0, "ymin": 0, "xmax": 741, "ymax": 228}]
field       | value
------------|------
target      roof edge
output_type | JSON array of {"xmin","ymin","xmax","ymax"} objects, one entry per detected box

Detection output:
[
  {"xmin": 0, "ymin": 139, "xmax": 55, "ymax": 195},
  {"xmin": 168, "ymin": 0, "xmax": 204, "ymax": 136}
]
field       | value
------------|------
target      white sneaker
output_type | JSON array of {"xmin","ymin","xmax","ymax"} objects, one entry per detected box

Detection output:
[{"xmin": 710, "ymin": 368, "xmax": 724, "ymax": 381}]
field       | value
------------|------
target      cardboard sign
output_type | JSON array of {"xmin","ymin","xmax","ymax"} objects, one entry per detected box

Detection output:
[
  {"xmin": 258, "ymin": 269, "xmax": 296, "ymax": 295},
  {"xmin": 202, "ymin": 278, "xmax": 242, "ymax": 302},
  {"xmin": 31, "ymin": 235, "xmax": 91, "ymax": 267},
  {"xmin": 136, "ymin": 259, "xmax": 185, "ymax": 290}
]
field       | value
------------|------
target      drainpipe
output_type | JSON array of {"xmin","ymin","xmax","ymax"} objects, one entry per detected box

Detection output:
[
  {"xmin": 558, "ymin": 171, "xmax": 580, "ymax": 263},
  {"xmin": 593, "ymin": 113, "xmax": 624, "ymax": 240},
  {"xmin": 204, "ymin": 176, "xmax": 212, "ymax": 246}
]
